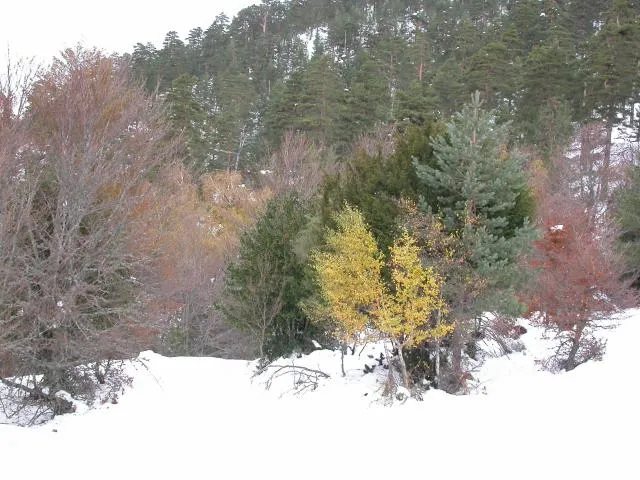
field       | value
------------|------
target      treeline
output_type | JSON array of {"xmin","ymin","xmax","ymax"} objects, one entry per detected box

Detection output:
[
  {"xmin": 129, "ymin": 0, "xmax": 640, "ymax": 172},
  {"xmin": 1, "ymin": 0, "xmax": 640, "ymax": 421}
]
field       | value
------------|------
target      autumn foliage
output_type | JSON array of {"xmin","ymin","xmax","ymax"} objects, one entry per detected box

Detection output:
[
  {"xmin": 528, "ymin": 178, "xmax": 634, "ymax": 371},
  {"xmin": 312, "ymin": 205, "xmax": 450, "ymax": 387}
]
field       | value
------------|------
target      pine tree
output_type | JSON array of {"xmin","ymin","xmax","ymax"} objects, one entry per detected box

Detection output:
[
  {"xmin": 584, "ymin": 0, "xmax": 640, "ymax": 137},
  {"xmin": 343, "ymin": 51, "xmax": 391, "ymax": 133},
  {"xmin": 158, "ymin": 31, "xmax": 188, "ymax": 90},
  {"xmin": 299, "ymin": 54, "xmax": 345, "ymax": 145},
  {"xmin": 165, "ymin": 74, "xmax": 210, "ymax": 172},
  {"xmin": 466, "ymin": 41, "xmax": 519, "ymax": 114},
  {"xmin": 518, "ymin": 37, "xmax": 578, "ymax": 144},
  {"xmin": 429, "ymin": 58, "xmax": 467, "ymax": 118},
  {"xmin": 414, "ymin": 94, "xmax": 535, "ymax": 391}
]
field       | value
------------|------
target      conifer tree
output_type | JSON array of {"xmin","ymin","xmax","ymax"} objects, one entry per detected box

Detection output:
[
  {"xmin": 617, "ymin": 165, "xmax": 640, "ymax": 285},
  {"xmin": 166, "ymin": 73, "xmax": 210, "ymax": 172},
  {"xmin": 414, "ymin": 94, "xmax": 535, "ymax": 390},
  {"xmin": 220, "ymin": 193, "xmax": 319, "ymax": 360}
]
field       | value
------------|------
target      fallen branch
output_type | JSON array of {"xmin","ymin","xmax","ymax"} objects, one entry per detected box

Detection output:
[
  {"xmin": 255, "ymin": 364, "xmax": 330, "ymax": 394},
  {"xmin": 0, "ymin": 376, "xmax": 75, "ymax": 416}
]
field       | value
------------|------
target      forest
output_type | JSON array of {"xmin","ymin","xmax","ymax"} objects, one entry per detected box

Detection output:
[{"xmin": 0, "ymin": 0, "xmax": 639, "ymax": 419}]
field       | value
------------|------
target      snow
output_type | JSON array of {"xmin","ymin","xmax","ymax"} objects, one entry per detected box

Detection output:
[
  {"xmin": 550, "ymin": 224, "xmax": 564, "ymax": 231},
  {"xmin": 2, "ymin": 309, "xmax": 640, "ymax": 479}
]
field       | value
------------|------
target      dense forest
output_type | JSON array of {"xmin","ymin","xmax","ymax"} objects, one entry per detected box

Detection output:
[
  {"xmin": 1, "ymin": 0, "xmax": 639, "ymax": 420},
  {"xmin": 129, "ymin": 0, "xmax": 640, "ymax": 169}
]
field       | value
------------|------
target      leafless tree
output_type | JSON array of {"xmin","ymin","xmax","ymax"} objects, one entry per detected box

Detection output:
[
  {"xmin": 263, "ymin": 131, "xmax": 334, "ymax": 201},
  {"xmin": 0, "ymin": 48, "xmax": 176, "ymax": 422},
  {"xmin": 562, "ymin": 122, "xmax": 637, "ymax": 222},
  {"xmin": 351, "ymin": 124, "xmax": 396, "ymax": 159}
]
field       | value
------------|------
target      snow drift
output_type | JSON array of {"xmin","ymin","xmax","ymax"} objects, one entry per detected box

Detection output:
[{"xmin": 1, "ymin": 309, "xmax": 638, "ymax": 480}]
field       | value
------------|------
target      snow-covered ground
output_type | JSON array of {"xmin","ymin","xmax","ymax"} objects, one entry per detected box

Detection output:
[{"xmin": 2, "ymin": 310, "xmax": 639, "ymax": 479}]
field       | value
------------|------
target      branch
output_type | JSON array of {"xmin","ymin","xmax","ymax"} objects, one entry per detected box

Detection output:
[{"xmin": 0, "ymin": 376, "xmax": 75, "ymax": 415}]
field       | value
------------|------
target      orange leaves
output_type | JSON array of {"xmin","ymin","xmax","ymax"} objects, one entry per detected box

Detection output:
[
  {"xmin": 130, "ymin": 165, "xmax": 272, "ymax": 329},
  {"xmin": 528, "ymin": 186, "xmax": 628, "ymax": 332}
]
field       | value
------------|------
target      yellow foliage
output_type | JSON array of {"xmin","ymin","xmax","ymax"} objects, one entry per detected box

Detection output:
[
  {"xmin": 313, "ymin": 207, "xmax": 451, "ymax": 348},
  {"xmin": 312, "ymin": 205, "xmax": 384, "ymax": 343},
  {"xmin": 377, "ymin": 231, "xmax": 452, "ymax": 347}
]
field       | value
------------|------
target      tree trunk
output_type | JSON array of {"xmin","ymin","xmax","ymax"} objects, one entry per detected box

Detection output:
[
  {"xmin": 565, "ymin": 323, "xmax": 586, "ymax": 371},
  {"xmin": 601, "ymin": 120, "xmax": 613, "ymax": 208},
  {"xmin": 340, "ymin": 343, "xmax": 346, "ymax": 377},
  {"xmin": 397, "ymin": 344, "xmax": 410, "ymax": 389},
  {"xmin": 434, "ymin": 310, "xmax": 441, "ymax": 388},
  {"xmin": 451, "ymin": 320, "xmax": 463, "ymax": 380}
]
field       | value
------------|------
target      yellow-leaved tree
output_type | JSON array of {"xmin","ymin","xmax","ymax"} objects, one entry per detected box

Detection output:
[
  {"xmin": 377, "ymin": 231, "xmax": 452, "ymax": 388},
  {"xmin": 313, "ymin": 206, "xmax": 451, "ymax": 389},
  {"xmin": 311, "ymin": 205, "xmax": 384, "ymax": 374}
]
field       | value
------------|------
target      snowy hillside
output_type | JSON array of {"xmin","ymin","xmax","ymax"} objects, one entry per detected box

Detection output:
[{"xmin": 2, "ymin": 310, "xmax": 639, "ymax": 480}]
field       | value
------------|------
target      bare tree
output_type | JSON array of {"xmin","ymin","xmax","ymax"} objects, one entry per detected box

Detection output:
[
  {"xmin": 263, "ymin": 131, "xmax": 334, "ymax": 201},
  {"xmin": 563, "ymin": 122, "xmax": 637, "ymax": 222},
  {"xmin": 128, "ymin": 167, "xmax": 268, "ymax": 359},
  {"xmin": 351, "ymin": 124, "xmax": 396, "ymax": 159},
  {"xmin": 0, "ymin": 48, "xmax": 176, "ymax": 422}
]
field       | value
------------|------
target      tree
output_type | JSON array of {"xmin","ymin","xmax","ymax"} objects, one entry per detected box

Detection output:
[
  {"xmin": 466, "ymin": 41, "xmax": 519, "ymax": 114},
  {"xmin": 320, "ymin": 119, "xmax": 444, "ymax": 253},
  {"xmin": 583, "ymin": 0, "xmax": 640, "ymax": 194},
  {"xmin": 130, "ymin": 167, "xmax": 269, "ymax": 359},
  {"xmin": 414, "ymin": 94, "xmax": 535, "ymax": 391},
  {"xmin": 529, "ymin": 189, "xmax": 634, "ymax": 371},
  {"xmin": 312, "ymin": 206, "xmax": 451, "ymax": 390},
  {"xmin": 298, "ymin": 54, "xmax": 345, "ymax": 146},
  {"xmin": 220, "ymin": 193, "xmax": 320, "ymax": 360},
  {"xmin": 311, "ymin": 205, "xmax": 384, "ymax": 354},
  {"xmin": 165, "ymin": 73, "xmax": 211, "ymax": 173},
  {"xmin": 518, "ymin": 39, "xmax": 578, "ymax": 145},
  {"xmin": 262, "ymin": 131, "xmax": 333, "ymax": 201},
  {"xmin": 377, "ymin": 231, "xmax": 451, "ymax": 388},
  {"xmin": 0, "ymin": 48, "xmax": 174, "ymax": 421},
  {"xmin": 616, "ymin": 165, "xmax": 640, "ymax": 286}
]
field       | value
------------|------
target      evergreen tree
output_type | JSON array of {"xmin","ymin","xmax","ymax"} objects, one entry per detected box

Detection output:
[
  {"xmin": 131, "ymin": 43, "xmax": 160, "ymax": 91},
  {"xmin": 165, "ymin": 74, "xmax": 210, "ymax": 172},
  {"xmin": 584, "ymin": 0, "xmax": 640, "ymax": 129},
  {"xmin": 617, "ymin": 165, "xmax": 640, "ymax": 285},
  {"xmin": 321, "ymin": 150, "xmax": 417, "ymax": 252},
  {"xmin": 220, "ymin": 193, "xmax": 320, "ymax": 360},
  {"xmin": 343, "ymin": 51, "xmax": 391, "ymax": 133},
  {"xmin": 518, "ymin": 37, "xmax": 578, "ymax": 144},
  {"xmin": 158, "ymin": 31, "xmax": 188, "ymax": 90},
  {"xmin": 299, "ymin": 54, "xmax": 345, "ymax": 146},
  {"xmin": 414, "ymin": 94, "xmax": 535, "ymax": 391},
  {"xmin": 466, "ymin": 41, "xmax": 519, "ymax": 114},
  {"xmin": 429, "ymin": 58, "xmax": 467, "ymax": 118}
]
